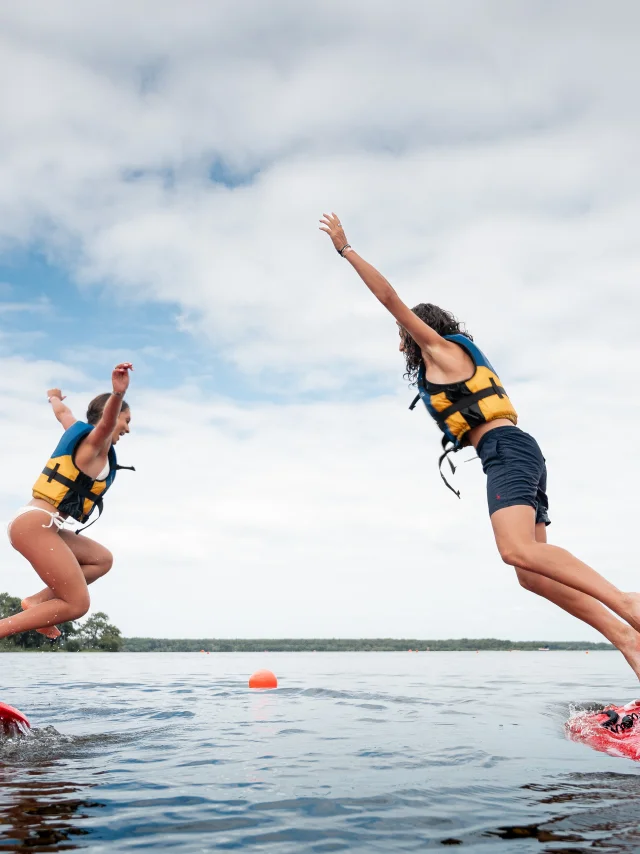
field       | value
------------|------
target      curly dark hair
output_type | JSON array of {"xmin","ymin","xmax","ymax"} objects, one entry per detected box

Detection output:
[
  {"xmin": 86, "ymin": 393, "xmax": 129, "ymax": 425},
  {"xmin": 402, "ymin": 303, "xmax": 472, "ymax": 385}
]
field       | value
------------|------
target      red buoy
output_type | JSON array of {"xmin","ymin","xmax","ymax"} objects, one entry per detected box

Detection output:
[
  {"xmin": 249, "ymin": 669, "xmax": 278, "ymax": 689},
  {"xmin": 0, "ymin": 702, "xmax": 31, "ymax": 735}
]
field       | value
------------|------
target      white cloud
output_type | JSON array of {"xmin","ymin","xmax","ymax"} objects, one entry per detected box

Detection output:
[
  {"xmin": 0, "ymin": 1, "xmax": 638, "ymax": 385},
  {"xmin": 0, "ymin": 2, "xmax": 638, "ymax": 640},
  {"xmin": 0, "ymin": 357, "xmax": 636, "ymax": 640},
  {"xmin": 0, "ymin": 295, "xmax": 50, "ymax": 314}
]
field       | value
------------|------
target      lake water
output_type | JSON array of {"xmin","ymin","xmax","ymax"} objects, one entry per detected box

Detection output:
[{"xmin": 1, "ymin": 650, "xmax": 640, "ymax": 852}]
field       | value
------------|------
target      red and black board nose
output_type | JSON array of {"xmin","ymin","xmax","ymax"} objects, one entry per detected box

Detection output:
[
  {"xmin": 601, "ymin": 709, "xmax": 620, "ymax": 728},
  {"xmin": 0, "ymin": 702, "xmax": 30, "ymax": 733}
]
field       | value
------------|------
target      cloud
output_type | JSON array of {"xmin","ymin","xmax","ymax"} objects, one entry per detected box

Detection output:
[
  {"xmin": 0, "ymin": 1, "xmax": 638, "ymax": 386},
  {"xmin": 0, "ymin": 294, "xmax": 50, "ymax": 314},
  {"xmin": 0, "ymin": 2, "xmax": 638, "ymax": 640},
  {"xmin": 0, "ymin": 355, "xmax": 636, "ymax": 640}
]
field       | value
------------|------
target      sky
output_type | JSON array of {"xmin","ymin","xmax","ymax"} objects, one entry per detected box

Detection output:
[{"xmin": 0, "ymin": 0, "xmax": 638, "ymax": 640}]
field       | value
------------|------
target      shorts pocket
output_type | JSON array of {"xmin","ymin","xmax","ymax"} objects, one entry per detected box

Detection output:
[{"xmin": 478, "ymin": 436, "xmax": 502, "ymax": 472}]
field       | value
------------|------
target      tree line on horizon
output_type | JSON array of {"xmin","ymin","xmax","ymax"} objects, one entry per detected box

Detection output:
[
  {"xmin": 121, "ymin": 637, "xmax": 615, "ymax": 652},
  {"xmin": 0, "ymin": 593, "xmax": 615, "ymax": 652}
]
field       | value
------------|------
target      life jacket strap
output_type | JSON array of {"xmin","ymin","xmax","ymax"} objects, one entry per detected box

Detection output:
[
  {"xmin": 42, "ymin": 466, "xmax": 104, "ymax": 507},
  {"xmin": 41, "ymin": 465, "xmax": 104, "ymax": 533},
  {"xmin": 438, "ymin": 439, "xmax": 461, "ymax": 499},
  {"xmin": 410, "ymin": 377, "xmax": 506, "ymax": 498},
  {"xmin": 76, "ymin": 514, "xmax": 101, "ymax": 535},
  {"xmin": 75, "ymin": 464, "xmax": 134, "ymax": 533},
  {"xmin": 410, "ymin": 378, "xmax": 505, "ymax": 417},
  {"xmin": 434, "ymin": 378, "xmax": 505, "ymax": 427}
]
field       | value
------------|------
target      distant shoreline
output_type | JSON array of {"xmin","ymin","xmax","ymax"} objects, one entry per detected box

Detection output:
[
  {"xmin": 0, "ymin": 637, "xmax": 617, "ymax": 654},
  {"xmin": 120, "ymin": 638, "xmax": 616, "ymax": 653}
]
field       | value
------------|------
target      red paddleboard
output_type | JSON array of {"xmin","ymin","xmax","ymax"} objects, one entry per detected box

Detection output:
[
  {"xmin": 0, "ymin": 702, "xmax": 31, "ymax": 735},
  {"xmin": 566, "ymin": 700, "xmax": 640, "ymax": 761}
]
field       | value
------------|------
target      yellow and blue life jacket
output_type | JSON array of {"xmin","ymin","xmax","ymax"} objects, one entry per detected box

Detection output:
[
  {"xmin": 409, "ymin": 333, "xmax": 517, "ymax": 496},
  {"xmin": 32, "ymin": 421, "xmax": 134, "ymax": 527}
]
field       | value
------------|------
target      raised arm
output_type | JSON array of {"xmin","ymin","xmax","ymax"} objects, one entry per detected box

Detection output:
[
  {"xmin": 86, "ymin": 363, "xmax": 134, "ymax": 451},
  {"xmin": 319, "ymin": 213, "xmax": 445, "ymax": 353},
  {"xmin": 47, "ymin": 388, "xmax": 77, "ymax": 431}
]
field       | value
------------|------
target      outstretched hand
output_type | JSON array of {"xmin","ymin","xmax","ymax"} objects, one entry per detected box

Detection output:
[
  {"xmin": 319, "ymin": 213, "xmax": 350, "ymax": 254},
  {"xmin": 47, "ymin": 388, "xmax": 66, "ymax": 401},
  {"xmin": 112, "ymin": 362, "xmax": 134, "ymax": 396}
]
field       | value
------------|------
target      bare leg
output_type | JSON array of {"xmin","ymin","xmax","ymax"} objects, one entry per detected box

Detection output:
[
  {"xmin": 22, "ymin": 532, "xmax": 112, "ymax": 606},
  {"xmin": 516, "ymin": 524, "xmax": 640, "ymax": 679},
  {"xmin": 20, "ymin": 532, "xmax": 113, "ymax": 639},
  {"xmin": 2, "ymin": 512, "xmax": 90, "ymax": 638},
  {"xmin": 492, "ymin": 505, "xmax": 640, "ymax": 632}
]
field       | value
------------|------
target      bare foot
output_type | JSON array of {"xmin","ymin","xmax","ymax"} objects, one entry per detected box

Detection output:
[
  {"xmin": 617, "ymin": 625, "xmax": 640, "ymax": 681},
  {"xmin": 623, "ymin": 592, "xmax": 640, "ymax": 636},
  {"xmin": 21, "ymin": 598, "xmax": 61, "ymax": 640}
]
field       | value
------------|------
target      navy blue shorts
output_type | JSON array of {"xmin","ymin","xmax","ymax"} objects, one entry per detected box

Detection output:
[{"xmin": 476, "ymin": 426, "xmax": 550, "ymax": 526}]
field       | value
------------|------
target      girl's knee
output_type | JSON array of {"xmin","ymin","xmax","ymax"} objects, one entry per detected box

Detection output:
[
  {"xmin": 499, "ymin": 543, "xmax": 532, "ymax": 569},
  {"xmin": 70, "ymin": 605, "xmax": 90, "ymax": 621},
  {"xmin": 87, "ymin": 547, "xmax": 113, "ymax": 580},
  {"xmin": 99, "ymin": 549, "xmax": 113, "ymax": 575},
  {"xmin": 499, "ymin": 545, "xmax": 522, "ymax": 567},
  {"xmin": 515, "ymin": 568, "xmax": 537, "ymax": 592},
  {"xmin": 69, "ymin": 592, "xmax": 91, "ymax": 620}
]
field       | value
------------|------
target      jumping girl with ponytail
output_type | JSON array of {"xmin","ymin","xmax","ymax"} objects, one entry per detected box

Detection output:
[{"xmin": 2, "ymin": 363, "xmax": 134, "ymax": 641}]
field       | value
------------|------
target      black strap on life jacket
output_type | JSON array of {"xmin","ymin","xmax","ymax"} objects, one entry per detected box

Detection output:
[
  {"xmin": 76, "ymin": 464, "xmax": 135, "ymax": 532},
  {"xmin": 409, "ymin": 377, "xmax": 505, "ymax": 418},
  {"xmin": 41, "ymin": 462, "xmax": 135, "ymax": 533},
  {"xmin": 43, "ymin": 465, "xmax": 104, "ymax": 506},
  {"xmin": 42, "ymin": 464, "xmax": 105, "ymax": 532},
  {"xmin": 433, "ymin": 378, "xmax": 505, "ymax": 427},
  {"xmin": 438, "ymin": 437, "xmax": 461, "ymax": 499},
  {"xmin": 408, "ymin": 394, "xmax": 462, "ymax": 497},
  {"xmin": 409, "ymin": 377, "xmax": 507, "ymax": 498},
  {"xmin": 410, "ymin": 378, "xmax": 506, "ymax": 499}
]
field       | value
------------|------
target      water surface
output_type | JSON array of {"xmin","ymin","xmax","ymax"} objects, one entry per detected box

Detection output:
[{"xmin": 1, "ymin": 650, "xmax": 639, "ymax": 852}]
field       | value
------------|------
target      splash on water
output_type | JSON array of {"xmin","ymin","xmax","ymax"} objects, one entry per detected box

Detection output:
[
  {"xmin": 566, "ymin": 700, "xmax": 640, "ymax": 762},
  {"xmin": 0, "ymin": 725, "xmax": 75, "ymax": 762},
  {"xmin": 1, "ymin": 719, "xmax": 30, "ymax": 739}
]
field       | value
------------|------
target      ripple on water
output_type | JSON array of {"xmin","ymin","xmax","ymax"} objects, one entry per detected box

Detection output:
[{"xmin": 2, "ymin": 652, "xmax": 640, "ymax": 851}]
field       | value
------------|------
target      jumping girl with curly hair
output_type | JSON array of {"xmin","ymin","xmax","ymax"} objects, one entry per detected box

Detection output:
[
  {"xmin": 1, "ymin": 363, "xmax": 134, "ymax": 642},
  {"xmin": 320, "ymin": 213, "xmax": 640, "ymax": 678}
]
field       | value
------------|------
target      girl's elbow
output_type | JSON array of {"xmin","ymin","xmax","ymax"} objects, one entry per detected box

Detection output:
[{"xmin": 379, "ymin": 289, "xmax": 395, "ymax": 309}]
